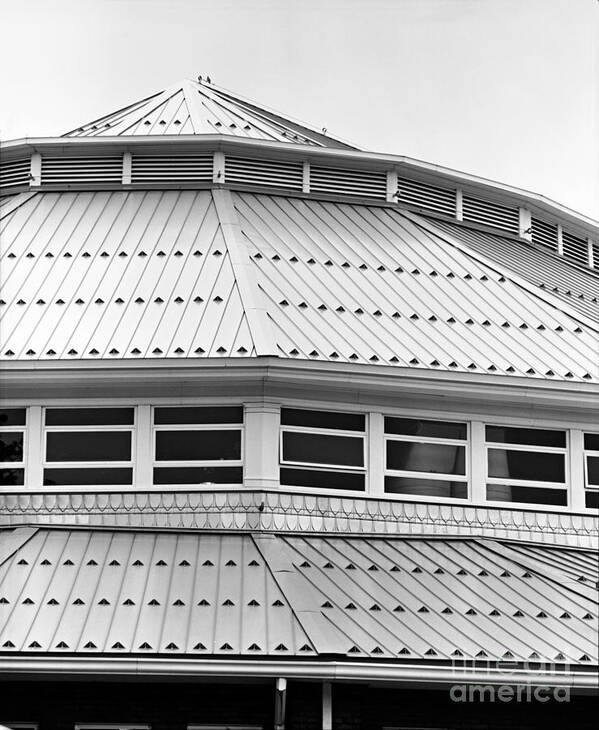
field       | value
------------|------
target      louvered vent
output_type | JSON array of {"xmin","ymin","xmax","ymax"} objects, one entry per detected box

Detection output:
[
  {"xmin": 310, "ymin": 165, "xmax": 386, "ymax": 199},
  {"xmin": 462, "ymin": 194, "xmax": 519, "ymax": 234},
  {"xmin": 225, "ymin": 156, "xmax": 303, "ymax": 190},
  {"xmin": 562, "ymin": 231, "xmax": 589, "ymax": 267},
  {"xmin": 397, "ymin": 176, "xmax": 456, "ymax": 216},
  {"xmin": 0, "ymin": 158, "xmax": 30, "ymax": 190},
  {"xmin": 592, "ymin": 242, "xmax": 598, "ymax": 269},
  {"xmin": 531, "ymin": 217, "xmax": 558, "ymax": 252},
  {"xmin": 41, "ymin": 156, "xmax": 122, "ymax": 184},
  {"xmin": 131, "ymin": 154, "xmax": 212, "ymax": 183}
]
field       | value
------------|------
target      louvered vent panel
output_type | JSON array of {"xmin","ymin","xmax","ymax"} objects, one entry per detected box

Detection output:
[
  {"xmin": 592, "ymin": 242, "xmax": 598, "ymax": 270},
  {"xmin": 131, "ymin": 154, "xmax": 213, "ymax": 183},
  {"xmin": 225, "ymin": 156, "xmax": 303, "ymax": 190},
  {"xmin": 0, "ymin": 158, "xmax": 30, "ymax": 190},
  {"xmin": 397, "ymin": 176, "xmax": 456, "ymax": 216},
  {"xmin": 531, "ymin": 217, "xmax": 558, "ymax": 251},
  {"xmin": 41, "ymin": 156, "xmax": 122, "ymax": 183},
  {"xmin": 310, "ymin": 165, "xmax": 386, "ymax": 199},
  {"xmin": 562, "ymin": 231, "xmax": 589, "ymax": 267},
  {"xmin": 462, "ymin": 195, "xmax": 520, "ymax": 234}
]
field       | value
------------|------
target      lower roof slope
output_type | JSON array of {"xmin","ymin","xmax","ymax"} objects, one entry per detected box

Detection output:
[
  {"xmin": 0, "ymin": 527, "xmax": 597, "ymax": 667},
  {"xmin": 1, "ymin": 189, "xmax": 597, "ymax": 382}
]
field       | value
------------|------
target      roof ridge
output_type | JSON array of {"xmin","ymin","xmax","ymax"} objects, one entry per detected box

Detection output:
[{"xmin": 211, "ymin": 188, "xmax": 278, "ymax": 356}]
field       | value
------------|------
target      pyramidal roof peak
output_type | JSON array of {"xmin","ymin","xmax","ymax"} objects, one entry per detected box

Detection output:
[{"xmin": 62, "ymin": 76, "xmax": 359, "ymax": 149}]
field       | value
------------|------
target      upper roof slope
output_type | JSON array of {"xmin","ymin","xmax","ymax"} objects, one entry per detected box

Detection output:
[
  {"xmin": 62, "ymin": 78, "xmax": 358, "ymax": 148},
  {"xmin": 1, "ymin": 189, "xmax": 597, "ymax": 383}
]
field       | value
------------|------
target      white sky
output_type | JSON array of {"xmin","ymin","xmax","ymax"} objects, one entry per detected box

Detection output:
[{"xmin": 1, "ymin": 0, "xmax": 597, "ymax": 219}]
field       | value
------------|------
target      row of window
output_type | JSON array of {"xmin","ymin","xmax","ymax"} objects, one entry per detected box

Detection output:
[{"xmin": 0, "ymin": 406, "xmax": 597, "ymax": 510}]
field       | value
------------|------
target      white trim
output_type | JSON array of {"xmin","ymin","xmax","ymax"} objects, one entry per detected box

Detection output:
[
  {"xmin": 0, "ymin": 656, "xmax": 595, "ymax": 689},
  {"xmin": 122, "ymin": 151, "xmax": 132, "ymax": 185},
  {"xmin": 367, "ymin": 412, "xmax": 384, "ymax": 496},
  {"xmin": 75, "ymin": 725, "xmax": 150, "ymax": 730}
]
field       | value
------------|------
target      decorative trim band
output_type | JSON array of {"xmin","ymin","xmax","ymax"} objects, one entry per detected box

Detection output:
[{"xmin": 1, "ymin": 489, "xmax": 596, "ymax": 548}]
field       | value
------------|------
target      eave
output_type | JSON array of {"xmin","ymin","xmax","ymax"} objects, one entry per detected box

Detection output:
[
  {"xmin": 1, "ymin": 656, "xmax": 596, "ymax": 690},
  {"xmin": 1, "ymin": 358, "xmax": 598, "ymax": 423}
]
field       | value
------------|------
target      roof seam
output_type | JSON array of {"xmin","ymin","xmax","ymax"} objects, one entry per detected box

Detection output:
[
  {"xmin": 212, "ymin": 188, "xmax": 279, "ymax": 356},
  {"xmin": 407, "ymin": 211, "xmax": 599, "ymax": 333}
]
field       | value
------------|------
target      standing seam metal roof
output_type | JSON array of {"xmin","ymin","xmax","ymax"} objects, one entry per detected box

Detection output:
[
  {"xmin": 62, "ymin": 79, "xmax": 357, "ymax": 149},
  {"xmin": 0, "ymin": 527, "xmax": 596, "ymax": 665},
  {"xmin": 1, "ymin": 189, "xmax": 597, "ymax": 381}
]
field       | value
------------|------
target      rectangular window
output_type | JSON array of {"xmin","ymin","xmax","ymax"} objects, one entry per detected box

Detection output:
[
  {"xmin": 584, "ymin": 433, "xmax": 599, "ymax": 509},
  {"xmin": 485, "ymin": 425, "xmax": 567, "ymax": 506},
  {"xmin": 384, "ymin": 417, "xmax": 468, "ymax": 498},
  {"xmin": 280, "ymin": 408, "xmax": 366, "ymax": 491},
  {"xmin": 153, "ymin": 406, "xmax": 243, "ymax": 485},
  {"xmin": 0, "ymin": 408, "xmax": 26, "ymax": 487},
  {"xmin": 43, "ymin": 408, "xmax": 134, "ymax": 487}
]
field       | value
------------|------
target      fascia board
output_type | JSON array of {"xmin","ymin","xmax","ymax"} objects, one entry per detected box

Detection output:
[
  {"xmin": 0, "ymin": 656, "xmax": 596, "ymax": 689},
  {"xmin": 1, "ymin": 136, "xmax": 597, "ymax": 235},
  {"xmin": 1, "ymin": 359, "xmax": 598, "ymax": 416}
]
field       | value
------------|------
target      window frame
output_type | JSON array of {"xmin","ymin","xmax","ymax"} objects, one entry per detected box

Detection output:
[
  {"xmin": 0, "ymin": 410, "xmax": 27, "ymax": 486},
  {"xmin": 151, "ymin": 406, "xmax": 244, "ymax": 486},
  {"xmin": 583, "ymin": 432, "xmax": 599, "ymax": 508},
  {"xmin": 279, "ymin": 408, "xmax": 367, "ymax": 492},
  {"xmin": 42, "ymin": 407, "xmax": 135, "ymax": 488},
  {"xmin": 75, "ymin": 725, "xmax": 150, "ymax": 730},
  {"xmin": 484, "ymin": 423, "xmax": 569, "ymax": 506},
  {"xmin": 383, "ymin": 419, "xmax": 469, "ymax": 498}
]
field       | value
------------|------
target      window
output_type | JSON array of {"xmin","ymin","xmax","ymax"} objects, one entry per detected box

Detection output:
[
  {"xmin": 153, "ymin": 406, "xmax": 243, "ymax": 485},
  {"xmin": 43, "ymin": 408, "xmax": 134, "ymax": 486},
  {"xmin": 485, "ymin": 425, "xmax": 567, "ymax": 506},
  {"xmin": 280, "ymin": 408, "xmax": 366, "ymax": 491},
  {"xmin": 0, "ymin": 408, "xmax": 26, "ymax": 487},
  {"xmin": 384, "ymin": 417, "xmax": 468, "ymax": 498},
  {"xmin": 584, "ymin": 433, "xmax": 599, "ymax": 509}
]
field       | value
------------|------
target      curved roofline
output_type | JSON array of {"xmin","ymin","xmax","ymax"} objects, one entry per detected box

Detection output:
[{"xmin": 2, "ymin": 134, "xmax": 597, "ymax": 234}]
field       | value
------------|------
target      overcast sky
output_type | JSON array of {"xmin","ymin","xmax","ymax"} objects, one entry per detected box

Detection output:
[{"xmin": 1, "ymin": 0, "xmax": 597, "ymax": 219}]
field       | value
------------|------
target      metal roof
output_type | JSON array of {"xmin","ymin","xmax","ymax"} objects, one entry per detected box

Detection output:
[
  {"xmin": 0, "ymin": 527, "xmax": 596, "ymax": 667},
  {"xmin": 1, "ymin": 189, "xmax": 597, "ymax": 382},
  {"xmin": 426, "ymin": 218, "xmax": 599, "ymax": 322},
  {"xmin": 62, "ymin": 79, "xmax": 357, "ymax": 149}
]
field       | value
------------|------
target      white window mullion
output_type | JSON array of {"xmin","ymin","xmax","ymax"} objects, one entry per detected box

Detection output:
[
  {"xmin": 134, "ymin": 405, "xmax": 152, "ymax": 488},
  {"xmin": 367, "ymin": 412, "xmax": 384, "ymax": 496},
  {"xmin": 569, "ymin": 429, "xmax": 585, "ymax": 511},
  {"xmin": 470, "ymin": 421, "xmax": 486, "ymax": 504},
  {"xmin": 25, "ymin": 406, "xmax": 43, "ymax": 488}
]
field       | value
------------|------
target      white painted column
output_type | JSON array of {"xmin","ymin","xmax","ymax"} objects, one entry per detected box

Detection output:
[
  {"xmin": 213, "ymin": 151, "xmax": 225, "ymax": 184},
  {"xmin": 322, "ymin": 681, "xmax": 332, "ymax": 730},
  {"xmin": 302, "ymin": 161, "xmax": 310, "ymax": 193},
  {"xmin": 243, "ymin": 401, "xmax": 280, "ymax": 489},
  {"xmin": 568, "ymin": 429, "xmax": 585, "ymax": 512},
  {"xmin": 30, "ymin": 153, "xmax": 41, "ymax": 187},
  {"xmin": 519, "ymin": 207, "xmax": 532, "ymax": 241},
  {"xmin": 557, "ymin": 224, "xmax": 564, "ymax": 256},
  {"xmin": 368, "ymin": 412, "xmax": 385, "ymax": 496},
  {"xmin": 386, "ymin": 170, "xmax": 398, "ymax": 203},
  {"xmin": 456, "ymin": 188, "xmax": 463, "ymax": 221},
  {"xmin": 587, "ymin": 239, "xmax": 594, "ymax": 268},
  {"xmin": 25, "ymin": 406, "xmax": 43, "ymax": 488},
  {"xmin": 469, "ymin": 421, "xmax": 486, "ymax": 505},
  {"xmin": 134, "ymin": 405, "xmax": 153, "ymax": 488},
  {"xmin": 122, "ymin": 152, "xmax": 132, "ymax": 185}
]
